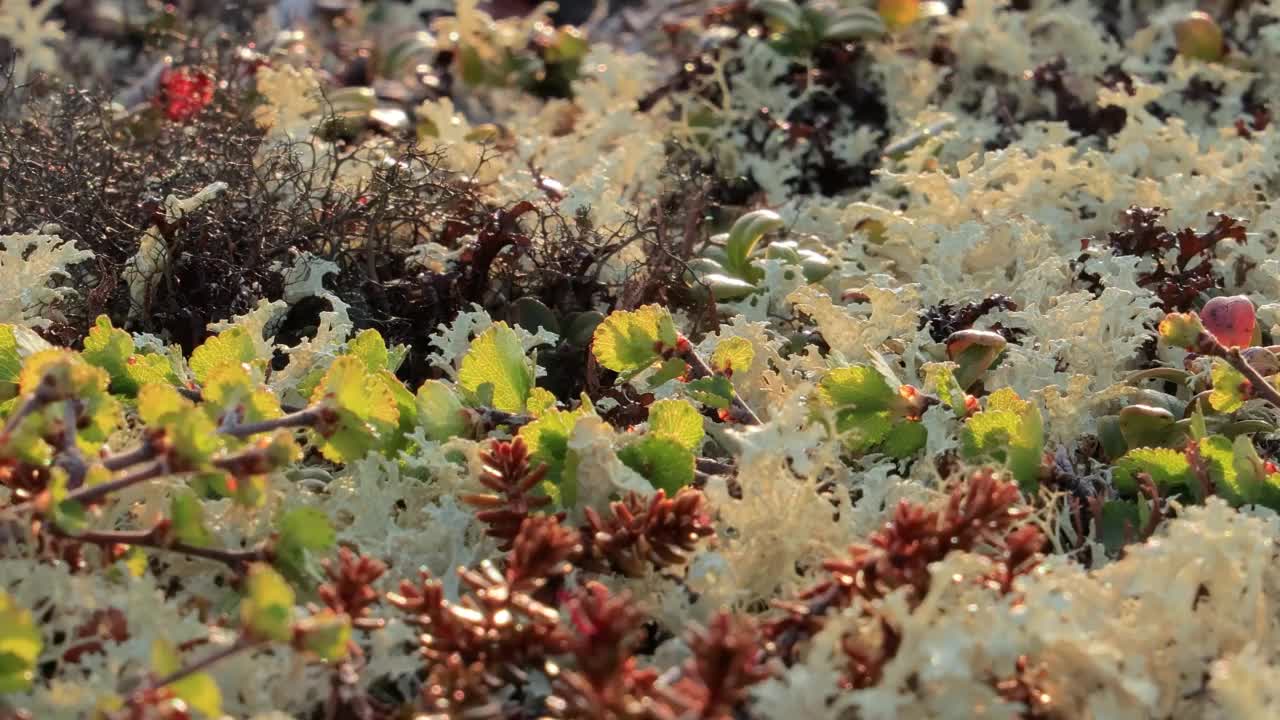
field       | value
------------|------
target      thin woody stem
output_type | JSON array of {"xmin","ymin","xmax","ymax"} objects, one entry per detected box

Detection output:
[
  {"xmin": 50, "ymin": 523, "xmax": 270, "ymax": 570},
  {"xmin": 225, "ymin": 406, "xmax": 324, "ymax": 439},
  {"xmin": 1193, "ymin": 332, "xmax": 1280, "ymax": 409},
  {"xmin": 677, "ymin": 345, "xmax": 762, "ymax": 425}
]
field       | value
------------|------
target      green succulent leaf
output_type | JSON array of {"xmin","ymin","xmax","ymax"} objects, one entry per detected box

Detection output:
[
  {"xmin": 724, "ymin": 209, "xmax": 784, "ymax": 282},
  {"xmin": 458, "ymin": 323, "xmax": 535, "ymax": 413}
]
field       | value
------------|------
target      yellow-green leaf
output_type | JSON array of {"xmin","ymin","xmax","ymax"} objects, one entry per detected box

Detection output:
[
  {"xmin": 241, "ymin": 564, "xmax": 295, "ymax": 643},
  {"xmin": 458, "ymin": 323, "xmax": 534, "ymax": 414},
  {"xmin": 647, "ymin": 399, "xmax": 704, "ymax": 450}
]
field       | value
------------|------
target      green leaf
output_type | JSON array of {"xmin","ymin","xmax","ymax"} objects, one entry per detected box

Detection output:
[
  {"xmin": 1097, "ymin": 500, "xmax": 1141, "ymax": 556},
  {"xmin": 922, "ymin": 362, "xmax": 967, "ymax": 417},
  {"xmin": 278, "ymin": 507, "xmax": 335, "ymax": 551},
  {"xmin": 1230, "ymin": 434, "xmax": 1269, "ymax": 506},
  {"xmin": 189, "ymin": 327, "xmax": 259, "ymax": 384},
  {"xmin": 618, "ymin": 435, "xmax": 695, "ymax": 494},
  {"xmin": 275, "ymin": 507, "xmax": 336, "ymax": 586},
  {"xmin": 0, "ymin": 591, "xmax": 42, "ymax": 693},
  {"xmin": 82, "ymin": 315, "xmax": 135, "ymax": 392},
  {"xmin": 458, "ymin": 323, "xmax": 535, "ymax": 414},
  {"xmin": 170, "ymin": 489, "xmax": 214, "ymax": 548},
  {"xmin": 202, "ymin": 363, "xmax": 282, "ymax": 426},
  {"xmin": 526, "ymin": 387, "xmax": 558, "ymax": 416},
  {"xmin": 310, "ymin": 356, "xmax": 400, "ymax": 463},
  {"xmin": 377, "ymin": 370, "xmax": 417, "ymax": 452},
  {"xmin": 152, "ymin": 639, "xmax": 222, "ymax": 718},
  {"xmin": 818, "ymin": 366, "xmax": 897, "ymax": 411},
  {"xmin": 295, "ymin": 610, "xmax": 351, "ymax": 662},
  {"xmin": 836, "ymin": 408, "xmax": 894, "ymax": 453},
  {"xmin": 961, "ymin": 389, "xmax": 1043, "ymax": 492},
  {"xmin": 591, "ymin": 305, "xmax": 673, "ymax": 375},
  {"xmin": 880, "ymin": 421, "xmax": 927, "ymax": 459},
  {"xmin": 1197, "ymin": 435, "xmax": 1236, "ymax": 504},
  {"xmin": 710, "ymin": 337, "xmax": 755, "ymax": 377},
  {"xmin": 647, "ymin": 399, "xmax": 704, "ymax": 450},
  {"xmin": 686, "ymin": 375, "xmax": 735, "ymax": 410},
  {"xmin": 415, "ymin": 380, "xmax": 468, "ymax": 441},
  {"xmin": 647, "ymin": 357, "xmax": 688, "ymax": 389},
  {"xmin": 518, "ymin": 407, "xmax": 588, "ymax": 488},
  {"xmin": 1113, "ymin": 447, "xmax": 1195, "ymax": 494},
  {"xmin": 723, "ymin": 210, "xmax": 784, "ymax": 282},
  {"xmin": 0, "ymin": 325, "xmax": 21, "ymax": 396},
  {"xmin": 1118, "ymin": 405, "xmax": 1179, "ymax": 450},
  {"xmin": 1209, "ymin": 359, "xmax": 1249, "ymax": 413},
  {"xmin": 241, "ymin": 564, "xmax": 296, "ymax": 643},
  {"xmin": 346, "ymin": 329, "xmax": 390, "ymax": 372},
  {"xmin": 139, "ymin": 385, "xmax": 222, "ymax": 470},
  {"xmin": 81, "ymin": 315, "xmax": 178, "ymax": 397}
]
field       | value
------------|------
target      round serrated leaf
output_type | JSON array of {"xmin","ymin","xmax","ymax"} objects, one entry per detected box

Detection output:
[
  {"xmin": 458, "ymin": 323, "xmax": 534, "ymax": 414},
  {"xmin": 647, "ymin": 399, "xmax": 704, "ymax": 451}
]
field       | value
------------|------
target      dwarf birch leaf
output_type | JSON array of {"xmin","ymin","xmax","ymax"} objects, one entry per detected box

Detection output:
[
  {"xmin": 1209, "ymin": 359, "xmax": 1248, "ymax": 413},
  {"xmin": 0, "ymin": 325, "xmax": 20, "ymax": 392},
  {"xmin": 686, "ymin": 376, "xmax": 735, "ymax": 409},
  {"xmin": 518, "ymin": 407, "xmax": 588, "ymax": 488},
  {"xmin": 648, "ymin": 399, "xmax": 704, "ymax": 450},
  {"xmin": 819, "ymin": 366, "xmax": 896, "ymax": 411},
  {"xmin": 648, "ymin": 357, "xmax": 688, "ymax": 389},
  {"xmin": 171, "ymin": 489, "xmax": 214, "ymax": 548},
  {"xmin": 189, "ymin": 327, "xmax": 258, "ymax": 384},
  {"xmin": 880, "ymin": 421, "xmax": 927, "ymax": 459},
  {"xmin": 279, "ymin": 507, "xmax": 335, "ymax": 551},
  {"xmin": 296, "ymin": 610, "xmax": 351, "ymax": 662},
  {"xmin": 152, "ymin": 639, "xmax": 222, "ymax": 718},
  {"xmin": 241, "ymin": 564, "xmax": 295, "ymax": 643},
  {"xmin": 310, "ymin": 356, "xmax": 400, "ymax": 463},
  {"xmin": 591, "ymin": 305, "xmax": 671, "ymax": 375},
  {"xmin": 458, "ymin": 323, "xmax": 534, "ymax": 413},
  {"xmin": 836, "ymin": 408, "xmax": 894, "ymax": 453},
  {"xmin": 710, "ymin": 337, "xmax": 754, "ymax": 377},
  {"xmin": 416, "ymin": 380, "xmax": 468, "ymax": 441},
  {"xmin": 527, "ymin": 387, "xmax": 557, "ymax": 416},
  {"xmin": 1113, "ymin": 447, "xmax": 1195, "ymax": 494},
  {"xmin": 346, "ymin": 329, "xmax": 389, "ymax": 371},
  {"xmin": 0, "ymin": 592, "xmax": 41, "ymax": 694},
  {"xmin": 618, "ymin": 435, "xmax": 695, "ymax": 494}
]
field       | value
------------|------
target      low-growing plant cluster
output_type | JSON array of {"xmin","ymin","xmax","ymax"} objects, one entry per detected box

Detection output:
[{"xmin": 3, "ymin": 0, "xmax": 1280, "ymax": 718}]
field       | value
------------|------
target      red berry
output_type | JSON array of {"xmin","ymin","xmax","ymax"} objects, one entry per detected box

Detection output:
[
  {"xmin": 1201, "ymin": 295, "xmax": 1256, "ymax": 349},
  {"xmin": 155, "ymin": 67, "xmax": 215, "ymax": 123}
]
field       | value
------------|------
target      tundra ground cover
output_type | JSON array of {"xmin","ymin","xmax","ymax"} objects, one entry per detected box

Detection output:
[{"xmin": 2, "ymin": 1, "xmax": 1280, "ymax": 718}]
